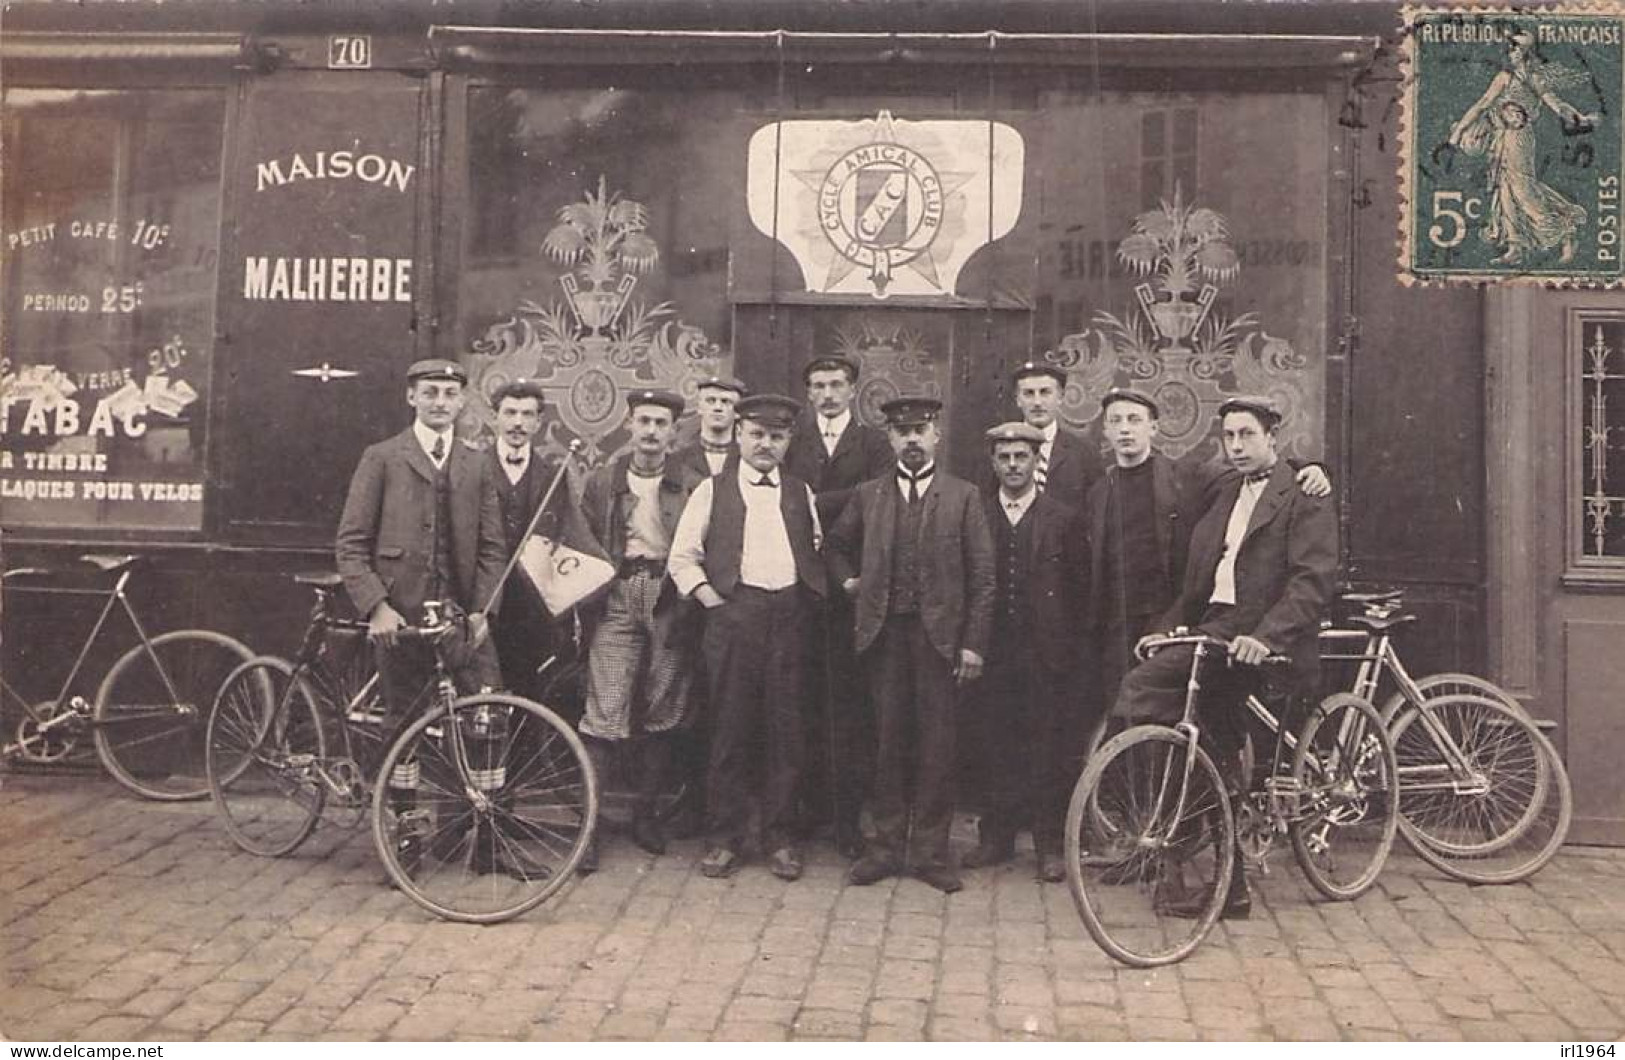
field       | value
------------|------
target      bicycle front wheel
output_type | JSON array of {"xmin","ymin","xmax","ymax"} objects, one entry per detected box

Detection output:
[
  {"xmin": 1064, "ymin": 726, "xmax": 1235, "ymax": 968},
  {"xmin": 1390, "ymin": 693, "xmax": 1571, "ymax": 884},
  {"xmin": 94, "ymin": 629, "xmax": 255, "ymax": 800},
  {"xmin": 1289, "ymin": 693, "xmax": 1399, "ymax": 901},
  {"xmin": 373, "ymin": 693, "xmax": 598, "ymax": 923},
  {"xmin": 206, "ymin": 657, "xmax": 328, "ymax": 857}
]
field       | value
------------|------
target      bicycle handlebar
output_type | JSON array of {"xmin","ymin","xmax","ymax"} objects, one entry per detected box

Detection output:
[{"xmin": 1136, "ymin": 630, "xmax": 1290, "ymax": 666}]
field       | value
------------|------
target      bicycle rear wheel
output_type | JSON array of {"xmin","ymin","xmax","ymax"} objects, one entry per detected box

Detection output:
[
  {"xmin": 94, "ymin": 629, "xmax": 255, "ymax": 800},
  {"xmin": 206, "ymin": 657, "xmax": 328, "ymax": 856},
  {"xmin": 1390, "ymin": 693, "xmax": 1571, "ymax": 884},
  {"xmin": 1064, "ymin": 726, "xmax": 1235, "ymax": 968},
  {"xmin": 374, "ymin": 693, "xmax": 598, "ymax": 923},
  {"xmin": 1379, "ymin": 671, "xmax": 1522, "ymax": 725},
  {"xmin": 1289, "ymin": 693, "xmax": 1399, "ymax": 901}
]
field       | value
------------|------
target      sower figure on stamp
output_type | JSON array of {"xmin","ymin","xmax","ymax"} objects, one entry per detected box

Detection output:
[
  {"xmin": 962, "ymin": 422, "xmax": 1088, "ymax": 884},
  {"xmin": 1002, "ymin": 361, "xmax": 1102, "ymax": 514},
  {"xmin": 673, "ymin": 375, "xmax": 747, "ymax": 480},
  {"xmin": 1087, "ymin": 388, "xmax": 1331, "ymax": 748},
  {"xmin": 335, "ymin": 358, "xmax": 505, "ymax": 869},
  {"xmin": 578, "ymin": 389, "xmax": 704, "ymax": 872},
  {"xmin": 669, "ymin": 394, "xmax": 826, "ymax": 882},
  {"xmin": 783, "ymin": 354, "xmax": 892, "ymax": 860},
  {"xmin": 1114, "ymin": 395, "xmax": 1338, "ymax": 920},
  {"xmin": 828, "ymin": 397, "xmax": 995, "ymax": 894}
]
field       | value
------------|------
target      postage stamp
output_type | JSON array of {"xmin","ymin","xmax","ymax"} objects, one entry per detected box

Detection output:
[{"xmin": 1401, "ymin": 5, "xmax": 1625, "ymax": 285}]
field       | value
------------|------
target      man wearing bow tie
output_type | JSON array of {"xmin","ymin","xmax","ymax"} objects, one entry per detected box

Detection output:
[
  {"xmin": 1114, "ymin": 395, "xmax": 1338, "ymax": 919},
  {"xmin": 784, "ymin": 355, "xmax": 892, "ymax": 859},
  {"xmin": 827, "ymin": 397, "xmax": 995, "ymax": 893},
  {"xmin": 669, "ymin": 394, "xmax": 826, "ymax": 882}
]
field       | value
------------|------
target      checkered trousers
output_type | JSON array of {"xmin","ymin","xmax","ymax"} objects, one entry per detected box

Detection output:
[{"xmin": 581, "ymin": 569, "xmax": 696, "ymax": 740}]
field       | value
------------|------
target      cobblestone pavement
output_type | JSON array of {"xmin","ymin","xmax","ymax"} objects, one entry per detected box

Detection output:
[{"xmin": 3, "ymin": 775, "xmax": 1624, "ymax": 1042}]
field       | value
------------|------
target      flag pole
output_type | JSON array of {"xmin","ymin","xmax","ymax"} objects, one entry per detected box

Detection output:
[{"xmin": 480, "ymin": 438, "xmax": 584, "ymax": 619}]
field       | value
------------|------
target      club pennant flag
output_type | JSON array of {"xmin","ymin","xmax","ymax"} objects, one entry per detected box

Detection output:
[{"xmin": 518, "ymin": 534, "xmax": 616, "ymax": 617}]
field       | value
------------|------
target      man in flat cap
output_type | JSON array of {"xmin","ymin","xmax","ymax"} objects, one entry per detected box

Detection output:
[
  {"xmin": 673, "ymin": 375, "xmax": 747, "ymax": 480},
  {"xmin": 963, "ymin": 422, "xmax": 1088, "ymax": 883},
  {"xmin": 1115, "ymin": 395, "xmax": 1339, "ymax": 919},
  {"xmin": 669, "ymin": 393, "xmax": 826, "ymax": 881},
  {"xmin": 1003, "ymin": 361, "xmax": 1102, "ymax": 514},
  {"xmin": 783, "ymin": 353, "xmax": 892, "ymax": 859},
  {"xmin": 336, "ymin": 358, "xmax": 506, "ymax": 867},
  {"xmin": 577, "ymin": 389, "xmax": 704, "ymax": 870},
  {"xmin": 827, "ymin": 396, "xmax": 995, "ymax": 893}
]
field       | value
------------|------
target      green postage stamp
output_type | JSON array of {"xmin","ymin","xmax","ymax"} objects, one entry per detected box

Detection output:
[{"xmin": 1403, "ymin": 6, "xmax": 1625, "ymax": 284}]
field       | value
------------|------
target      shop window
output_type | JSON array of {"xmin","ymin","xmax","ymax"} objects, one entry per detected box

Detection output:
[
  {"xmin": 1571, "ymin": 312, "xmax": 1625, "ymax": 578},
  {"xmin": 1, "ymin": 89, "xmax": 225, "ymax": 532},
  {"xmin": 1141, "ymin": 107, "xmax": 1199, "ymax": 211}
]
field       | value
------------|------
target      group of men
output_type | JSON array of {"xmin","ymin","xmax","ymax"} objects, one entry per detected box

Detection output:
[{"xmin": 335, "ymin": 352, "xmax": 1335, "ymax": 910}]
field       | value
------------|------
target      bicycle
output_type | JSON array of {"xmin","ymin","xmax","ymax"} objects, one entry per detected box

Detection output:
[
  {"xmin": 204, "ymin": 573, "xmax": 598, "ymax": 923},
  {"xmin": 1, "ymin": 553, "xmax": 255, "ymax": 800},
  {"xmin": 1065, "ymin": 632, "xmax": 1399, "ymax": 967},
  {"xmin": 1319, "ymin": 589, "xmax": 1572, "ymax": 884}
]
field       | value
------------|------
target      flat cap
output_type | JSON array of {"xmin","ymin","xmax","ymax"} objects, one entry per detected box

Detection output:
[
  {"xmin": 406, "ymin": 358, "xmax": 468, "ymax": 385},
  {"xmin": 802, "ymin": 355, "xmax": 861, "ymax": 383},
  {"xmin": 1012, "ymin": 360, "xmax": 1067, "ymax": 387},
  {"xmin": 1217, "ymin": 393, "xmax": 1282, "ymax": 427},
  {"xmin": 985, "ymin": 421, "xmax": 1046, "ymax": 447},
  {"xmin": 1100, "ymin": 387, "xmax": 1160, "ymax": 418},
  {"xmin": 695, "ymin": 375, "xmax": 748, "ymax": 396},
  {"xmin": 735, "ymin": 393, "xmax": 801, "ymax": 427},
  {"xmin": 881, "ymin": 396, "xmax": 943, "ymax": 427},
  {"xmin": 625, "ymin": 389, "xmax": 685, "ymax": 416}
]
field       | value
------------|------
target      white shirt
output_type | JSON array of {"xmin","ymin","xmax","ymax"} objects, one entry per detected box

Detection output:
[
  {"xmin": 1000, "ymin": 485, "xmax": 1036, "ymax": 526},
  {"xmin": 820, "ymin": 409, "xmax": 852, "ymax": 456},
  {"xmin": 499, "ymin": 444, "xmax": 531, "ymax": 485},
  {"xmin": 701, "ymin": 447, "xmax": 730, "ymax": 476},
  {"xmin": 668, "ymin": 463, "xmax": 823, "ymax": 596},
  {"xmin": 1209, "ymin": 475, "xmax": 1270, "ymax": 606},
  {"xmin": 413, "ymin": 421, "xmax": 452, "ymax": 469},
  {"xmin": 624, "ymin": 469, "xmax": 668, "ymax": 560},
  {"xmin": 895, "ymin": 462, "xmax": 936, "ymax": 502}
]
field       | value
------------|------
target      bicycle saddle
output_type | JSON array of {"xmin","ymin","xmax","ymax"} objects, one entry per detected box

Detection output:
[
  {"xmin": 293, "ymin": 571, "xmax": 344, "ymax": 589},
  {"xmin": 1345, "ymin": 611, "xmax": 1417, "ymax": 632},
  {"xmin": 1341, "ymin": 589, "xmax": 1403, "ymax": 605},
  {"xmin": 80, "ymin": 553, "xmax": 139, "ymax": 573}
]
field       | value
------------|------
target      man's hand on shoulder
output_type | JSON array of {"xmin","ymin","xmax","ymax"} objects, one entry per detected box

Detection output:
[{"xmin": 1294, "ymin": 463, "xmax": 1331, "ymax": 499}]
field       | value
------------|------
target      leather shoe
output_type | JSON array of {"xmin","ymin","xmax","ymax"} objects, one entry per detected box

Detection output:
[
  {"xmin": 847, "ymin": 855, "xmax": 900, "ymax": 886},
  {"xmin": 913, "ymin": 865, "xmax": 963, "ymax": 894},
  {"xmin": 962, "ymin": 840, "xmax": 1015, "ymax": 869},
  {"xmin": 700, "ymin": 846, "xmax": 742, "ymax": 879},
  {"xmin": 1035, "ymin": 851, "xmax": 1066, "ymax": 884},
  {"xmin": 631, "ymin": 816, "xmax": 667, "ymax": 856},
  {"xmin": 769, "ymin": 846, "xmax": 804, "ymax": 881}
]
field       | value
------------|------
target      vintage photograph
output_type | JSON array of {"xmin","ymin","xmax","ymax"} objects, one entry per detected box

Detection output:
[{"xmin": 1, "ymin": 0, "xmax": 1621, "ymax": 1045}]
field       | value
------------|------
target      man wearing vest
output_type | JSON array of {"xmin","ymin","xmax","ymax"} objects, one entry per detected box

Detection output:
[
  {"xmin": 783, "ymin": 354, "xmax": 893, "ymax": 860},
  {"xmin": 672, "ymin": 375, "xmax": 746, "ymax": 480},
  {"xmin": 828, "ymin": 397, "xmax": 996, "ymax": 894},
  {"xmin": 669, "ymin": 393, "xmax": 826, "ymax": 881},
  {"xmin": 335, "ymin": 358, "xmax": 506, "ymax": 869},
  {"xmin": 963, "ymin": 422, "xmax": 1088, "ymax": 883},
  {"xmin": 579, "ymin": 389, "xmax": 704, "ymax": 871}
]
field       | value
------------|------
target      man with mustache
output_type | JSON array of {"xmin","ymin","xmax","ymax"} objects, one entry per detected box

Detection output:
[{"xmin": 827, "ymin": 397, "xmax": 995, "ymax": 893}]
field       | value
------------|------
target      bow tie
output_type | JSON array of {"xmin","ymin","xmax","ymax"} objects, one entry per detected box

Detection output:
[
  {"xmin": 1244, "ymin": 469, "xmax": 1272, "ymax": 484},
  {"xmin": 505, "ymin": 453, "xmax": 526, "ymax": 466},
  {"xmin": 752, "ymin": 474, "xmax": 776, "ymax": 487}
]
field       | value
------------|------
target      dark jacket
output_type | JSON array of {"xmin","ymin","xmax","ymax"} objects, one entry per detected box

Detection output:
[
  {"xmin": 1159, "ymin": 459, "xmax": 1339, "ymax": 684},
  {"xmin": 826, "ymin": 471, "xmax": 997, "ymax": 664},
  {"xmin": 671, "ymin": 439, "xmax": 735, "ymax": 482},
  {"xmin": 985, "ymin": 490, "xmax": 1085, "ymax": 673},
  {"xmin": 336, "ymin": 427, "xmax": 507, "ymax": 621},
  {"xmin": 488, "ymin": 447, "xmax": 599, "ymax": 616},
  {"xmin": 579, "ymin": 453, "xmax": 704, "ymax": 638},
  {"xmin": 783, "ymin": 410, "xmax": 893, "ymax": 528}
]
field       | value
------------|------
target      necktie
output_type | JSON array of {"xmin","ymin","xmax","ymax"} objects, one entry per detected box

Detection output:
[
  {"xmin": 430, "ymin": 434, "xmax": 446, "ymax": 464},
  {"xmin": 899, "ymin": 470, "xmax": 924, "ymax": 504},
  {"xmin": 1034, "ymin": 448, "xmax": 1049, "ymax": 493}
]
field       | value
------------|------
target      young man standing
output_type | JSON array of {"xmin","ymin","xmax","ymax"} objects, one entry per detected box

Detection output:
[
  {"xmin": 669, "ymin": 394, "xmax": 826, "ymax": 881},
  {"xmin": 827, "ymin": 397, "xmax": 995, "ymax": 893},
  {"xmin": 673, "ymin": 375, "xmax": 747, "ymax": 480},
  {"xmin": 1007, "ymin": 361, "xmax": 1102, "ymax": 513}
]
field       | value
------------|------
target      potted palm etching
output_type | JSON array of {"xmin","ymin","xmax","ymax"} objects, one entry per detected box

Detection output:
[
  {"xmin": 543, "ymin": 175, "xmax": 661, "ymax": 337},
  {"xmin": 1115, "ymin": 185, "xmax": 1241, "ymax": 352}
]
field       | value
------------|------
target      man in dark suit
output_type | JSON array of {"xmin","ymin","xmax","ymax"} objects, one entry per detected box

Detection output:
[
  {"xmin": 672, "ymin": 375, "xmax": 746, "ymax": 480},
  {"xmin": 963, "ymin": 422, "xmax": 1086, "ymax": 883},
  {"xmin": 1008, "ymin": 361, "xmax": 1101, "ymax": 513},
  {"xmin": 784, "ymin": 354, "xmax": 894, "ymax": 859},
  {"xmin": 578, "ymin": 390, "xmax": 705, "ymax": 869},
  {"xmin": 827, "ymin": 397, "xmax": 996, "ymax": 893},
  {"xmin": 1115, "ymin": 394, "xmax": 1339, "ymax": 918},
  {"xmin": 335, "ymin": 358, "xmax": 506, "ymax": 869},
  {"xmin": 669, "ymin": 394, "xmax": 826, "ymax": 882}
]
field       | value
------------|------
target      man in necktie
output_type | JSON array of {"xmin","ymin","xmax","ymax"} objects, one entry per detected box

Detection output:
[
  {"xmin": 962, "ymin": 423, "xmax": 1088, "ymax": 883},
  {"xmin": 669, "ymin": 394, "xmax": 826, "ymax": 881},
  {"xmin": 673, "ymin": 375, "xmax": 747, "ymax": 479},
  {"xmin": 998, "ymin": 361, "xmax": 1102, "ymax": 514},
  {"xmin": 784, "ymin": 354, "xmax": 892, "ymax": 859},
  {"xmin": 336, "ymin": 358, "xmax": 507, "ymax": 873},
  {"xmin": 578, "ymin": 390, "xmax": 705, "ymax": 870},
  {"xmin": 1113, "ymin": 395, "xmax": 1338, "ymax": 919},
  {"xmin": 827, "ymin": 397, "xmax": 996, "ymax": 893}
]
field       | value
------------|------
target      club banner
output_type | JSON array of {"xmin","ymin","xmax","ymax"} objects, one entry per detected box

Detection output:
[
  {"xmin": 745, "ymin": 111, "xmax": 1024, "ymax": 300},
  {"xmin": 518, "ymin": 535, "xmax": 617, "ymax": 616}
]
